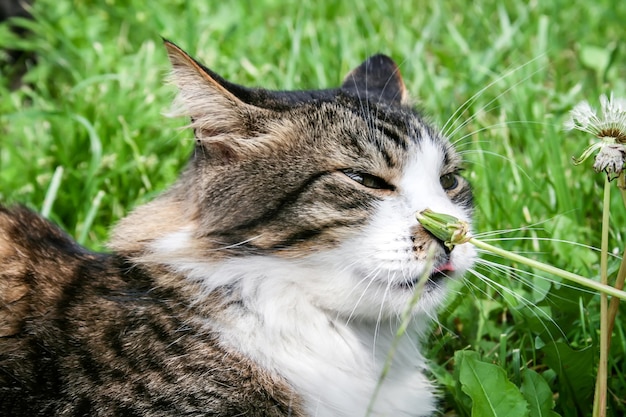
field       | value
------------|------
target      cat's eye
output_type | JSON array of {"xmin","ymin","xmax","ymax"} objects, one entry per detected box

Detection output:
[
  {"xmin": 440, "ymin": 173, "xmax": 459, "ymax": 191},
  {"xmin": 342, "ymin": 170, "xmax": 395, "ymax": 191}
]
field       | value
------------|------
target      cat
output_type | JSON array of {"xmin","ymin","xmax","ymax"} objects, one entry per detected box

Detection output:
[{"xmin": 0, "ymin": 40, "xmax": 476, "ymax": 416}]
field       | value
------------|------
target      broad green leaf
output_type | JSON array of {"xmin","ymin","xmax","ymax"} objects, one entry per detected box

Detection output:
[
  {"xmin": 578, "ymin": 43, "xmax": 619, "ymax": 81},
  {"xmin": 541, "ymin": 342, "xmax": 594, "ymax": 417},
  {"xmin": 520, "ymin": 368, "xmax": 561, "ymax": 417},
  {"xmin": 456, "ymin": 351, "xmax": 529, "ymax": 417}
]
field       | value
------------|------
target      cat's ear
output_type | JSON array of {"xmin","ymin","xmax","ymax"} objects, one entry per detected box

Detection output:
[
  {"xmin": 341, "ymin": 54, "xmax": 408, "ymax": 106},
  {"xmin": 164, "ymin": 40, "xmax": 265, "ymax": 160}
]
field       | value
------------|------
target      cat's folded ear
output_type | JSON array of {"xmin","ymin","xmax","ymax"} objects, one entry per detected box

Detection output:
[
  {"xmin": 341, "ymin": 54, "xmax": 408, "ymax": 106},
  {"xmin": 164, "ymin": 40, "xmax": 267, "ymax": 160}
]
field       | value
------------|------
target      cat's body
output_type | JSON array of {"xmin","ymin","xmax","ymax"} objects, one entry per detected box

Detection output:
[
  {"xmin": 0, "ymin": 206, "xmax": 302, "ymax": 416},
  {"xmin": 0, "ymin": 41, "xmax": 476, "ymax": 416}
]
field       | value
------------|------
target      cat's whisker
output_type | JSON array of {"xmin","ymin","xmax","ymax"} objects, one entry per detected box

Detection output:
[
  {"xmin": 441, "ymin": 55, "xmax": 546, "ymax": 139},
  {"xmin": 208, "ymin": 235, "xmax": 265, "ymax": 252},
  {"xmin": 474, "ymin": 253, "xmax": 600, "ymax": 298},
  {"xmin": 479, "ymin": 236, "xmax": 602, "ymax": 253},
  {"xmin": 372, "ymin": 273, "xmax": 395, "ymax": 356},
  {"xmin": 343, "ymin": 266, "xmax": 385, "ymax": 325},
  {"xmin": 470, "ymin": 216, "xmax": 579, "ymax": 238},
  {"xmin": 439, "ymin": 56, "xmax": 541, "ymax": 136},
  {"xmin": 451, "ymin": 120, "xmax": 553, "ymax": 149},
  {"xmin": 456, "ymin": 148, "xmax": 514, "ymax": 161},
  {"xmin": 378, "ymin": 58, "xmax": 407, "ymax": 106},
  {"xmin": 465, "ymin": 266, "xmax": 567, "ymax": 341},
  {"xmin": 472, "ymin": 229, "xmax": 622, "ymax": 261},
  {"xmin": 457, "ymin": 146, "xmax": 535, "ymax": 183},
  {"xmin": 445, "ymin": 79, "xmax": 533, "ymax": 144}
]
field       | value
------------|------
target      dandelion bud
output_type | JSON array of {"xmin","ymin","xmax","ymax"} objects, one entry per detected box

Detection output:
[{"xmin": 415, "ymin": 209, "xmax": 470, "ymax": 250}]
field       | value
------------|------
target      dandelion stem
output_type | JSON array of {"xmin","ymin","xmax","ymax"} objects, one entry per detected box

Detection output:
[
  {"xmin": 416, "ymin": 209, "xmax": 626, "ymax": 301},
  {"xmin": 467, "ymin": 237, "xmax": 626, "ymax": 300},
  {"xmin": 607, "ymin": 186, "xmax": 626, "ymax": 342},
  {"xmin": 607, "ymin": 247, "xmax": 626, "ymax": 342},
  {"xmin": 593, "ymin": 178, "xmax": 611, "ymax": 417}
]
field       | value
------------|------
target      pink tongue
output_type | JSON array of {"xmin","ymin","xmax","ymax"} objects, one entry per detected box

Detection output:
[{"xmin": 434, "ymin": 262, "xmax": 455, "ymax": 273}]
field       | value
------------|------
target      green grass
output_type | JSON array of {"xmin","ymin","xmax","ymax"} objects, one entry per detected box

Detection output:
[{"xmin": 1, "ymin": 0, "xmax": 625, "ymax": 415}]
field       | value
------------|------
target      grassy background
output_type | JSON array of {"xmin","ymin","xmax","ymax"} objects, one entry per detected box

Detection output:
[{"xmin": 1, "ymin": 0, "xmax": 625, "ymax": 415}]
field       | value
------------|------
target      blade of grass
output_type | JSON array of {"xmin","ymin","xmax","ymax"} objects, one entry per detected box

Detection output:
[
  {"xmin": 41, "ymin": 165, "xmax": 64, "ymax": 218},
  {"xmin": 77, "ymin": 190, "xmax": 105, "ymax": 245},
  {"xmin": 366, "ymin": 244, "xmax": 437, "ymax": 416}
]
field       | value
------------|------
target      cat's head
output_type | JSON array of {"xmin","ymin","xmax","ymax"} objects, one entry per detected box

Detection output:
[{"xmin": 110, "ymin": 41, "xmax": 476, "ymax": 320}]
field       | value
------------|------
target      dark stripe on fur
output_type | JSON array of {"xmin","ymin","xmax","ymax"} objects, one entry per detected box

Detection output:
[
  {"xmin": 374, "ymin": 121, "xmax": 408, "ymax": 151},
  {"xmin": 216, "ymin": 171, "xmax": 329, "ymax": 235},
  {"xmin": 268, "ymin": 218, "xmax": 364, "ymax": 250}
]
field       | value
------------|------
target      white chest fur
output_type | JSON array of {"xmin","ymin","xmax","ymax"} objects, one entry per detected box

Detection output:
[{"xmin": 187, "ymin": 257, "xmax": 438, "ymax": 417}]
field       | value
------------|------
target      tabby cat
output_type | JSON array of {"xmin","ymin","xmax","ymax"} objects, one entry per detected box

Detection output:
[{"xmin": 0, "ymin": 40, "xmax": 476, "ymax": 416}]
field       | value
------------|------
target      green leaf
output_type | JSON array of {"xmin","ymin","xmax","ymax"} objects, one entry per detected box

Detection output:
[
  {"xmin": 520, "ymin": 368, "xmax": 561, "ymax": 417},
  {"xmin": 578, "ymin": 42, "xmax": 619, "ymax": 82},
  {"xmin": 541, "ymin": 342, "xmax": 594, "ymax": 417},
  {"xmin": 579, "ymin": 44, "xmax": 611, "ymax": 77},
  {"xmin": 456, "ymin": 351, "xmax": 529, "ymax": 417}
]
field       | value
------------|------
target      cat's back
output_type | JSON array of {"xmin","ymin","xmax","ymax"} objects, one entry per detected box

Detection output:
[
  {"xmin": 0, "ymin": 205, "xmax": 80, "ymax": 338},
  {"xmin": 0, "ymin": 205, "xmax": 125, "ymax": 339},
  {"xmin": 0, "ymin": 206, "xmax": 302, "ymax": 417}
]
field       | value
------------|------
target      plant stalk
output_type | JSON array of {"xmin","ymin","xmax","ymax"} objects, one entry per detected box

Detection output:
[
  {"xmin": 416, "ymin": 209, "xmax": 626, "ymax": 301},
  {"xmin": 593, "ymin": 178, "xmax": 611, "ymax": 417},
  {"xmin": 467, "ymin": 238, "xmax": 626, "ymax": 300},
  {"xmin": 606, "ymin": 185, "xmax": 626, "ymax": 346}
]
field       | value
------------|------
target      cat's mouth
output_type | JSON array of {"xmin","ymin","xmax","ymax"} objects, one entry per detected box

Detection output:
[
  {"xmin": 397, "ymin": 262, "xmax": 455, "ymax": 289},
  {"xmin": 429, "ymin": 262, "xmax": 455, "ymax": 283}
]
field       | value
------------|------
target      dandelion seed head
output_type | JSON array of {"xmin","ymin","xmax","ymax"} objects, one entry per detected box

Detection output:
[
  {"xmin": 569, "ymin": 92, "xmax": 626, "ymax": 179},
  {"xmin": 566, "ymin": 101, "xmax": 600, "ymax": 135},
  {"xmin": 566, "ymin": 93, "xmax": 626, "ymax": 142}
]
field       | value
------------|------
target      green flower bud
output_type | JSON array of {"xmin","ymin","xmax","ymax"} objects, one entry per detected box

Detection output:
[{"xmin": 415, "ymin": 209, "xmax": 471, "ymax": 250}]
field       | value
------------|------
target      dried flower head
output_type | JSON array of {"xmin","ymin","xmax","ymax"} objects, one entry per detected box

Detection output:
[
  {"xmin": 594, "ymin": 145, "xmax": 626, "ymax": 180},
  {"xmin": 566, "ymin": 93, "xmax": 626, "ymax": 180}
]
